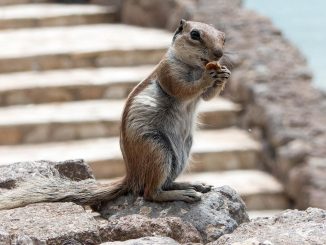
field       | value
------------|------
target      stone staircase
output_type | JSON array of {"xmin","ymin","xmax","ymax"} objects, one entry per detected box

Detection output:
[{"xmin": 0, "ymin": 0, "xmax": 289, "ymax": 215}]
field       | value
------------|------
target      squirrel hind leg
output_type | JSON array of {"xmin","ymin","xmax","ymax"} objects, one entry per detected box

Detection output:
[
  {"xmin": 125, "ymin": 130, "xmax": 202, "ymax": 203},
  {"xmin": 143, "ymin": 172, "xmax": 203, "ymax": 203},
  {"xmin": 165, "ymin": 181, "xmax": 212, "ymax": 193},
  {"xmin": 139, "ymin": 140, "xmax": 201, "ymax": 203},
  {"xmin": 142, "ymin": 159, "xmax": 203, "ymax": 203},
  {"xmin": 144, "ymin": 189, "xmax": 202, "ymax": 203}
]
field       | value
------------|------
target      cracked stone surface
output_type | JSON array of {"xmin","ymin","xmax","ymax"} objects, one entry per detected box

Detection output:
[
  {"xmin": 0, "ymin": 159, "xmax": 94, "ymax": 191},
  {"xmin": 0, "ymin": 202, "xmax": 102, "ymax": 245},
  {"xmin": 100, "ymin": 186, "xmax": 249, "ymax": 243},
  {"xmin": 214, "ymin": 208, "xmax": 326, "ymax": 245}
]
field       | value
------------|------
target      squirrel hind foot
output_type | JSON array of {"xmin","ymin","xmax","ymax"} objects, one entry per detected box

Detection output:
[{"xmin": 144, "ymin": 189, "xmax": 202, "ymax": 203}]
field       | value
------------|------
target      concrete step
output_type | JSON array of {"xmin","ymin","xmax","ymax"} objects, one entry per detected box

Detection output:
[
  {"xmin": 0, "ymin": 66, "xmax": 154, "ymax": 105},
  {"xmin": 0, "ymin": 128, "xmax": 261, "ymax": 178},
  {"xmin": 0, "ymin": 98, "xmax": 241, "ymax": 144},
  {"xmin": 0, "ymin": 24, "xmax": 171, "ymax": 73},
  {"xmin": 178, "ymin": 170, "xmax": 289, "ymax": 210},
  {"xmin": 0, "ymin": 0, "xmax": 47, "ymax": 5},
  {"xmin": 0, "ymin": 4, "xmax": 117, "ymax": 29}
]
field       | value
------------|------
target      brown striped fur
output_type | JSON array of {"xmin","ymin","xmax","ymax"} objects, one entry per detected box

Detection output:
[
  {"xmin": 119, "ymin": 20, "xmax": 230, "ymax": 202},
  {"xmin": 0, "ymin": 20, "xmax": 230, "ymax": 210}
]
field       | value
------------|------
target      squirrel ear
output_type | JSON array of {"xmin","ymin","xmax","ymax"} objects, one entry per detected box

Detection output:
[
  {"xmin": 173, "ymin": 19, "xmax": 187, "ymax": 42},
  {"xmin": 180, "ymin": 19, "xmax": 187, "ymax": 27}
]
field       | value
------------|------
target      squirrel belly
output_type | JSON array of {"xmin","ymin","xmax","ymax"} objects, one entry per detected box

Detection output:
[{"xmin": 0, "ymin": 20, "xmax": 230, "ymax": 210}]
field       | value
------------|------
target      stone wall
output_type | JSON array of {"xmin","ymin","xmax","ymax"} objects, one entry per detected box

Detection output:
[
  {"xmin": 119, "ymin": 0, "xmax": 326, "ymax": 209},
  {"xmin": 120, "ymin": 0, "xmax": 197, "ymax": 30},
  {"xmin": 194, "ymin": 0, "xmax": 326, "ymax": 210}
]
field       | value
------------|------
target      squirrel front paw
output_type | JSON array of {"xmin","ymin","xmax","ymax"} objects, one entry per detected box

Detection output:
[
  {"xmin": 201, "ymin": 66, "xmax": 231, "ymax": 101},
  {"xmin": 209, "ymin": 66, "xmax": 231, "ymax": 88},
  {"xmin": 202, "ymin": 65, "xmax": 231, "ymax": 89},
  {"xmin": 202, "ymin": 69, "xmax": 218, "ymax": 88}
]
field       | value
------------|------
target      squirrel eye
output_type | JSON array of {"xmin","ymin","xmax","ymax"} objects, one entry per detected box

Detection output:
[{"xmin": 190, "ymin": 30, "xmax": 201, "ymax": 41}]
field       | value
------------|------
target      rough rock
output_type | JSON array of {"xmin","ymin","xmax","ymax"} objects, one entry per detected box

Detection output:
[
  {"xmin": 0, "ymin": 228, "xmax": 10, "ymax": 245},
  {"xmin": 101, "ymin": 236, "xmax": 180, "ymax": 245},
  {"xmin": 0, "ymin": 160, "xmax": 249, "ymax": 244},
  {"xmin": 0, "ymin": 159, "xmax": 94, "ymax": 191},
  {"xmin": 276, "ymin": 139, "xmax": 310, "ymax": 181},
  {"xmin": 0, "ymin": 160, "xmax": 102, "ymax": 244},
  {"xmin": 99, "ymin": 214, "xmax": 202, "ymax": 244},
  {"xmin": 288, "ymin": 157, "xmax": 326, "ymax": 209},
  {"xmin": 121, "ymin": 0, "xmax": 196, "ymax": 30},
  {"xmin": 99, "ymin": 186, "xmax": 249, "ymax": 243},
  {"xmin": 0, "ymin": 202, "xmax": 102, "ymax": 245},
  {"xmin": 214, "ymin": 208, "xmax": 326, "ymax": 245}
]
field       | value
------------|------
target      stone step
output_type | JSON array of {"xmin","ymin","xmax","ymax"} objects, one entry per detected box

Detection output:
[
  {"xmin": 0, "ymin": 0, "xmax": 47, "ymax": 5},
  {"xmin": 0, "ymin": 128, "xmax": 261, "ymax": 178},
  {"xmin": 248, "ymin": 210, "xmax": 283, "ymax": 219},
  {"xmin": 0, "ymin": 65, "xmax": 154, "ymax": 105},
  {"xmin": 0, "ymin": 24, "xmax": 171, "ymax": 73},
  {"xmin": 0, "ymin": 98, "xmax": 241, "ymax": 144},
  {"xmin": 177, "ymin": 170, "xmax": 289, "ymax": 210},
  {"xmin": 0, "ymin": 4, "xmax": 117, "ymax": 29}
]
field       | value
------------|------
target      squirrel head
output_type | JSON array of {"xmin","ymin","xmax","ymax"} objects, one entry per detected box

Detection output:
[{"xmin": 171, "ymin": 19, "xmax": 225, "ymax": 69}]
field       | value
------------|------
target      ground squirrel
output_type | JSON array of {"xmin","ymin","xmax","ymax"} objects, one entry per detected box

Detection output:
[{"xmin": 0, "ymin": 20, "xmax": 231, "ymax": 210}]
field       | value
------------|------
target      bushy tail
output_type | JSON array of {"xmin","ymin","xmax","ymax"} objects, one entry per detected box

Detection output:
[{"xmin": 0, "ymin": 176, "xmax": 127, "ymax": 210}]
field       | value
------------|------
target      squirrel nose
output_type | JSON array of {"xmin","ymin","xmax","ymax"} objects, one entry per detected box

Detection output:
[{"xmin": 213, "ymin": 49, "xmax": 223, "ymax": 59}]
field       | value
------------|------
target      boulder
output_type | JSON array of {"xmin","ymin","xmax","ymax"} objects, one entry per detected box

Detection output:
[
  {"xmin": 0, "ymin": 160, "xmax": 249, "ymax": 244},
  {"xmin": 0, "ymin": 159, "xmax": 94, "ymax": 191},
  {"xmin": 0, "ymin": 202, "xmax": 102, "ymax": 245},
  {"xmin": 0, "ymin": 190, "xmax": 247, "ymax": 245},
  {"xmin": 99, "ymin": 214, "xmax": 202, "ymax": 243},
  {"xmin": 99, "ymin": 186, "xmax": 249, "ymax": 243},
  {"xmin": 214, "ymin": 208, "xmax": 326, "ymax": 245}
]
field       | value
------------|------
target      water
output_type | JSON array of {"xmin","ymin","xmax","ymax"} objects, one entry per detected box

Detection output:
[{"xmin": 245, "ymin": 0, "xmax": 326, "ymax": 90}]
